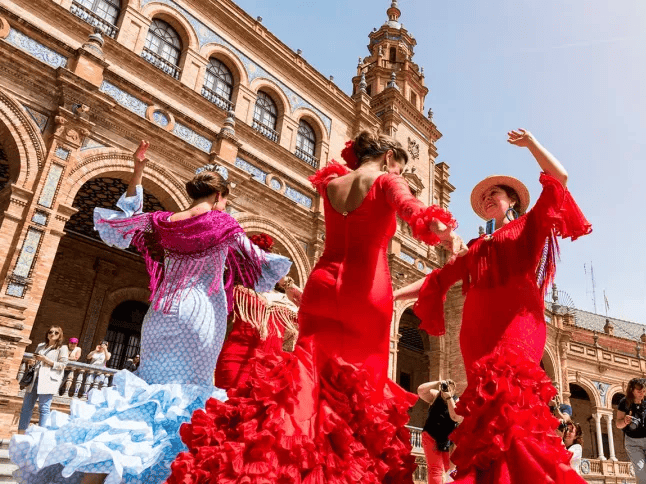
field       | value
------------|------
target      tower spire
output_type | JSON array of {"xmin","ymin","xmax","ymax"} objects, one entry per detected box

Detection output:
[{"xmin": 386, "ymin": 0, "xmax": 401, "ymax": 28}]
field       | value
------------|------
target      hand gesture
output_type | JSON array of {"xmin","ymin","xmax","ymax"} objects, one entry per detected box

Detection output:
[
  {"xmin": 133, "ymin": 140, "xmax": 150, "ymax": 172},
  {"xmin": 625, "ymin": 414, "xmax": 635, "ymax": 425},
  {"xmin": 507, "ymin": 129, "xmax": 536, "ymax": 148}
]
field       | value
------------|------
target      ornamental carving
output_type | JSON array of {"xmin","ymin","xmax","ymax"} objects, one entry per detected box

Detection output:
[{"xmin": 407, "ymin": 137, "xmax": 419, "ymax": 160}]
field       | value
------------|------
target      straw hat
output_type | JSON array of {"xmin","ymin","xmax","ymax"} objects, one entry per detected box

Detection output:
[{"xmin": 470, "ymin": 175, "xmax": 530, "ymax": 220}]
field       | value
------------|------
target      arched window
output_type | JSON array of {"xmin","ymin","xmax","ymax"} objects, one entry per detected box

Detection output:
[
  {"xmin": 295, "ymin": 120, "xmax": 317, "ymax": 167},
  {"xmin": 142, "ymin": 19, "xmax": 182, "ymax": 79},
  {"xmin": 253, "ymin": 91, "xmax": 279, "ymax": 142},
  {"xmin": 71, "ymin": 0, "xmax": 121, "ymax": 38},
  {"xmin": 389, "ymin": 47, "xmax": 397, "ymax": 63},
  {"xmin": 202, "ymin": 58, "xmax": 234, "ymax": 110}
]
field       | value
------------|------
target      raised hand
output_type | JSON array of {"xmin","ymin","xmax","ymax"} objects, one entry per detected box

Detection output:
[
  {"xmin": 133, "ymin": 140, "xmax": 150, "ymax": 172},
  {"xmin": 507, "ymin": 129, "xmax": 536, "ymax": 148}
]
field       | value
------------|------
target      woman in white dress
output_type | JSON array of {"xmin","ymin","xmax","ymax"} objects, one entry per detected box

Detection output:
[{"xmin": 10, "ymin": 141, "xmax": 291, "ymax": 484}]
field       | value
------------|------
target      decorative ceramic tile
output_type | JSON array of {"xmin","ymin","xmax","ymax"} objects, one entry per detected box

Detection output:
[
  {"xmin": 38, "ymin": 164, "xmax": 64, "ymax": 208},
  {"xmin": 6, "ymin": 282, "xmax": 26, "ymax": 298},
  {"xmin": 152, "ymin": 110, "xmax": 170, "ymax": 127},
  {"xmin": 13, "ymin": 228, "xmax": 43, "ymax": 278},
  {"xmin": 269, "ymin": 178, "xmax": 282, "ymax": 191},
  {"xmin": 31, "ymin": 211, "xmax": 48, "ymax": 226},
  {"xmin": 416, "ymin": 261, "xmax": 424, "ymax": 271},
  {"xmin": 81, "ymin": 138, "xmax": 108, "ymax": 151},
  {"xmin": 55, "ymin": 146, "xmax": 70, "ymax": 160},
  {"xmin": 593, "ymin": 381, "xmax": 610, "ymax": 406},
  {"xmin": 139, "ymin": 0, "xmax": 332, "ymax": 135},
  {"xmin": 172, "ymin": 123, "xmax": 212, "ymax": 152},
  {"xmin": 285, "ymin": 185, "xmax": 312, "ymax": 209},
  {"xmin": 398, "ymin": 251, "xmax": 415, "ymax": 265},
  {"xmin": 234, "ymin": 158, "xmax": 267, "ymax": 183},
  {"xmin": 4, "ymin": 28, "xmax": 68, "ymax": 69},
  {"xmin": 22, "ymin": 105, "xmax": 49, "ymax": 132},
  {"xmin": 100, "ymin": 81, "xmax": 149, "ymax": 118}
]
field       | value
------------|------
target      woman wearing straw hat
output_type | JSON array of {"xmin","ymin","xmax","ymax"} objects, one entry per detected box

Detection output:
[{"xmin": 394, "ymin": 129, "xmax": 592, "ymax": 483}]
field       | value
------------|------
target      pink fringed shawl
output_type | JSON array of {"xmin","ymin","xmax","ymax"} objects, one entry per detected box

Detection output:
[{"xmin": 97, "ymin": 210, "xmax": 265, "ymax": 313}]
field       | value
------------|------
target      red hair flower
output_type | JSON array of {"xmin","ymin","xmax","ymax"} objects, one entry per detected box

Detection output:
[
  {"xmin": 250, "ymin": 233, "xmax": 274, "ymax": 252},
  {"xmin": 341, "ymin": 140, "xmax": 359, "ymax": 170}
]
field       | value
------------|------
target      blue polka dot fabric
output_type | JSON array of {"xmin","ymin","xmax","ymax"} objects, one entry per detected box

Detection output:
[{"xmin": 9, "ymin": 187, "xmax": 291, "ymax": 483}]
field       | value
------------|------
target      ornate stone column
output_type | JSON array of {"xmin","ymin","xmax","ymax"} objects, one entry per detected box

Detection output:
[
  {"xmin": 604, "ymin": 414, "xmax": 617, "ymax": 461},
  {"xmin": 592, "ymin": 413, "xmax": 606, "ymax": 460}
]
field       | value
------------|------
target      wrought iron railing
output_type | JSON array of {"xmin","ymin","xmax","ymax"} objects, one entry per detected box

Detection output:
[
  {"xmin": 294, "ymin": 147, "xmax": 319, "ymax": 168},
  {"xmin": 201, "ymin": 86, "xmax": 234, "ymax": 111},
  {"xmin": 70, "ymin": 1, "xmax": 119, "ymax": 39},
  {"xmin": 18, "ymin": 353, "xmax": 117, "ymax": 399},
  {"xmin": 141, "ymin": 47, "xmax": 181, "ymax": 80},
  {"xmin": 252, "ymin": 119, "xmax": 279, "ymax": 143}
]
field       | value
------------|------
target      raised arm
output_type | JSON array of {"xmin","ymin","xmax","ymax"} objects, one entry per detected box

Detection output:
[
  {"xmin": 508, "ymin": 129, "xmax": 568, "ymax": 186},
  {"xmin": 126, "ymin": 140, "xmax": 149, "ymax": 197}
]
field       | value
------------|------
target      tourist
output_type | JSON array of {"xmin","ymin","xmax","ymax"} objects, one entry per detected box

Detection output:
[
  {"xmin": 10, "ymin": 140, "xmax": 291, "ymax": 484},
  {"xmin": 617, "ymin": 378, "xmax": 646, "ymax": 483},
  {"xmin": 17, "ymin": 326, "xmax": 68, "ymax": 433},
  {"xmin": 166, "ymin": 131, "xmax": 464, "ymax": 483},
  {"xmin": 394, "ymin": 129, "xmax": 592, "ymax": 483},
  {"xmin": 562, "ymin": 421, "xmax": 584, "ymax": 474},
  {"xmin": 417, "ymin": 379, "xmax": 463, "ymax": 484},
  {"xmin": 123, "ymin": 354, "xmax": 140, "ymax": 372},
  {"xmin": 67, "ymin": 337, "xmax": 81, "ymax": 361},
  {"xmin": 214, "ymin": 232, "xmax": 302, "ymax": 390}
]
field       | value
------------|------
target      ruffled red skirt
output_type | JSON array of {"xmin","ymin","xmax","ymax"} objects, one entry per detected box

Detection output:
[
  {"xmin": 166, "ymin": 339, "xmax": 418, "ymax": 483},
  {"xmin": 449, "ymin": 346, "xmax": 586, "ymax": 484}
]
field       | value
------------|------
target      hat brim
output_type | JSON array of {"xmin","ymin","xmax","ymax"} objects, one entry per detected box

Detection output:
[{"xmin": 470, "ymin": 175, "xmax": 530, "ymax": 220}]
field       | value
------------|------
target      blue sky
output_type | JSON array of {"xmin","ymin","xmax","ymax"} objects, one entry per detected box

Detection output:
[{"xmin": 234, "ymin": 0, "xmax": 646, "ymax": 324}]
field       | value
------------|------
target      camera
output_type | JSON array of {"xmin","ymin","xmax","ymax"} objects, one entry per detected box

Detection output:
[
  {"xmin": 440, "ymin": 381, "xmax": 449, "ymax": 392},
  {"xmin": 557, "ymin": 420, "xmax": 568, "ymax": 433},
  {"xmin": 629, "ymin": 416, "xmax": 641, "ymax": 430}
]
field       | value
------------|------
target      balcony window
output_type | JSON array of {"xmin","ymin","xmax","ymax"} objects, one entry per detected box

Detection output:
[
  {"xmin": 142, "ymin": 19, "xmax": 182, "ymax": 80},
  {"xmin": 252, "ymin": 91, "xmax": 279, "ymax": 142},
  {"xmin": 202, "ymin": 58, "xmax": 234, "ymax": 111},
  {"xmin": 70, "ymin": 0, "xmax": 120, "ymax": 38},
  {"xmin": 295, "ymin": 120, "xmax": 318, "ymax": 167}
]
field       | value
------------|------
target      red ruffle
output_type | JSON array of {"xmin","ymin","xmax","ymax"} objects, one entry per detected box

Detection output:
[
  {"xmin": 409, "ymin": 205, "xmax": 458, "ymax": 247},
  {"xmin": 537, "ymin": 173, "xmax": 592, "ymax": 241},
  {"xmin": 449, "ymin": 346, "xmax": 586, "ymax": 484},
  {"xmin": 413, "ymin": 271, "xmax": 448, "ymax": 336},
  {"xmin": 166, "ymin": 342, "xmax": 417, "ymax": 484},
  {"xmin": 309, "ymin": 161, "xmax": 351, "ymax": 196}
]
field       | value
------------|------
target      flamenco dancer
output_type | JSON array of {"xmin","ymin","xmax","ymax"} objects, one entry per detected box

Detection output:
[
  {"xmin": 165, "ymin": 131, "xmax": 465, "ymax": 483},
  {"xmin": 9, "ymin": 142, "xmax": 291, "ymax": 484},
  {"xmin": 214, "ymin": 232, "xmax": 302, "ymax": 390},
  {"xmin": 394, "ymin": 129, "xmax": 592, "ymax": 484}
]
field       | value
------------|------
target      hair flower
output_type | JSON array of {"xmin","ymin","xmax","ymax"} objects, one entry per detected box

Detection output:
[
  {"xmin": 341, "ymin": 140, "xmax": 359, "ymax": 170},
  {"xmin": 250, "ymin": 233, "xmax": 274, "ymax": 252}
]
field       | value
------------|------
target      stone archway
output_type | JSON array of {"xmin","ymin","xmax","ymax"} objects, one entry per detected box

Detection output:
[{"xmin": 235, "ymin": 213, "xmax": 311, "ymax": 286}]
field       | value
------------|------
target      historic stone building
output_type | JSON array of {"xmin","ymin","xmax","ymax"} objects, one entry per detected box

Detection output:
[{"xmin": 0, "ymin": 0, "xmax": 641, "ymax": 482}]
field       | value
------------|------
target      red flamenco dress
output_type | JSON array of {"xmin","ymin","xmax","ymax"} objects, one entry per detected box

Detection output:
[
  {"xmin": 414, "ymin": 173, "xmax": 592, "ymax": 484},
  {"xmin": 166, "ymin": 161, "xmax": 456, "ymax": 484},
  {"xmin": 214, "ymin": 285, "xmax": 299, "ymax": 389}
]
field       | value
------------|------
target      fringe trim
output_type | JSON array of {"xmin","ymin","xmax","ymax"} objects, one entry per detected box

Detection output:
[{"xmin": 233, "ymin": 287, "xmax": 299, "ymax": 341}]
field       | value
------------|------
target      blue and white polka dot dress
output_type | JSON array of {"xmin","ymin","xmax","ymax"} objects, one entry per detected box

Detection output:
[{"xmin": 9, "ymin": 187, "xmax": 291, "ymax": 484}]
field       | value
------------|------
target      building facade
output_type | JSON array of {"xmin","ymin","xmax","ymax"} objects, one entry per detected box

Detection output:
[{"xmin": 0, "ymin": 0, "xmax": 454, "ymax": 439}]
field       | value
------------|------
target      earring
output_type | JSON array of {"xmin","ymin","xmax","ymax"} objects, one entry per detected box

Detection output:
[
  {"xmin": 505, "ymin": 206, "xmax": 519, "ymax": 221},
  {"xmin": 381, "ymin": 164, "xmax": 388, "ymax": 172}
]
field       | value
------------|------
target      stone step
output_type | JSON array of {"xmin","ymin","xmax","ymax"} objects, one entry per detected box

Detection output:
[{"xmin": 0, "ymin": 461, "xmax": 17, "ymax": 484}]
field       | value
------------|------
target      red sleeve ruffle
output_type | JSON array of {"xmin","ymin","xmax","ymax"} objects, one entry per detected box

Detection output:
[
  {"xmin": 410, "ymin": 205, "xmax": 458, "ymax": 246},
  {"xmin": 413, "ymin": 271, "xmax": 447, "ymax": 336},
  {"xmin": 308, "ymin": 160, "xmax": 351, "ymax": 196},
  {"xmin": 535, "ymin": 172, "xmax": 592, "ymax": 241}
]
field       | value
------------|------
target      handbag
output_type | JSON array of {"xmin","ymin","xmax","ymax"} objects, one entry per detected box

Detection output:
[{"xmin": 19, "ymin": 365, "xmax": 36, "ymax": 387}]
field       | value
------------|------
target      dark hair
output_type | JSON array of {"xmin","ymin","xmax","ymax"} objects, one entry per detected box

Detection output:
[
  {"xmin": 353, "ymin": 131, "xmax": 408, "ymax": 167},
  {"xmin": 185, "ymin": 171, "xmax": 230, "ymax": 201},
  {"xmin": 564, "ymin": 422, "xmax": 584, "ymax": 447},
  {"xmin": 627, "ymin": 378, "xmax": 646, "ymax": 406},
  {"xmin": 496, "ymin": 185, "xmax": 524, "ymax": 216},
  {"xmin": 44, "ymin": 325, "xmax": 64, "ymax": 349}
]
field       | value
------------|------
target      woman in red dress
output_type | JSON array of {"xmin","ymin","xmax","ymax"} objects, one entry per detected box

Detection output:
[
  {"xmin": 166, "ymin": 131, "xmax": 464, "ymax": 484},
  {"xmin": 394, "ymin": 129, "xmax": 592, "ymax": 484},
  {"xmin": 214, "ymin": 233, "xmax": 302, "ymax": 390}
]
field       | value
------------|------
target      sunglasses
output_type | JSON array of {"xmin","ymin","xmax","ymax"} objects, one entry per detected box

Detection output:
[{"xmin": 48, "ymin": 331, "xmax": 60, "ymax": 335}]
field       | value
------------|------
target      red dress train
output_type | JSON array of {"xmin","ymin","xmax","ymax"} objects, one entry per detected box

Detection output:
[
  {"xmin": 414, "ymin": 173, "xmax": 592, "ymax": 484},
  {"xmin": 166, "ymin": 162, "xmax": 456, "ymax": 484}
]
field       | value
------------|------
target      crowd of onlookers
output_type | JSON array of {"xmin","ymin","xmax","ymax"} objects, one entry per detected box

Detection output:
[{"xmin": 16, "ymin": 325, "xmax": 141, "ymax": 432}]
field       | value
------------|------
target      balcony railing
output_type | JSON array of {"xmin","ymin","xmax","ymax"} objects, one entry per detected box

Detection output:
[
  {"xmin": 70, "ymin": 1, "xmax": 119, "ymax": 39},
  {"xmin": 252, "ymin": 119, "xmax": 279, "ymax": 143},
  {"xmin": 406, "ymin": 425, "xmax": 424, "ymax": 454},
  {"xmin": 18, "ymin": 353, "xmax": 117, "ymax": 399},
  {"xmin": 294, "ymin": 147, "xmax": 319, "ymax": 168},
  {"xmin": 141, "ymin": 47, "xmax": 181, "ymax": 80},
  {"xmin": 201, "ymin": 86, "xmax": 234, "ymax": 112}
]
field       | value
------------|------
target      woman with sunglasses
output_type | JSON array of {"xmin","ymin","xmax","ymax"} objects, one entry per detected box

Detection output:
[{"xmin": 17, "ymin": 326, "xmax": 68, "ymax": 433}]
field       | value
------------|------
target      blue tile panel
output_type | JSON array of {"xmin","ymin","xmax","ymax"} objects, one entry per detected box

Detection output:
[
  {"xmin": 81, "ymin": 138, "xmax": 108, "ymax": 151},
  {"xmin": 4, "ymin": 28, "xmax": 68, "ymax": 69},
  {"xmin": 22, "ymin": 105, "xmax": 49, "ymax": 132},
  {"xmin": 55, "ymin": 146, "xmax": 71, "ymax": 160},
  {"xmin": 172, "ymin": 122, "xmax": 212, "ymax": 152},
  {"xmin": 31, "ymin": 211, "xmax": 48, "ymax": 226},
  {"xmin": 38, "ymin": 164, "xmax": 64, "ymax": 208},
  {"xmin": 153, "ymin": 110, "xmax": 170, "ymax": 127},
  {"xmin": 398, "ymin": 251, "xmax": 415, "ymax": 265},
  {"xmin": 234, "ymin": 157, "xmax": 267, "ymax": 183},
  {"xmin": 140, "ymin": 0, "xmax": 332, "ymax": 135},
  {"xmin": 6, "ymin": 282, "xmax": 26, "ymax": 298},
  {"xmin": 13, "ymin": 228, "xmax": 43, "ymax": 278},
  {"xmin": 284, "ymin": 185, "xmax": 312, "ymax": 209}
]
